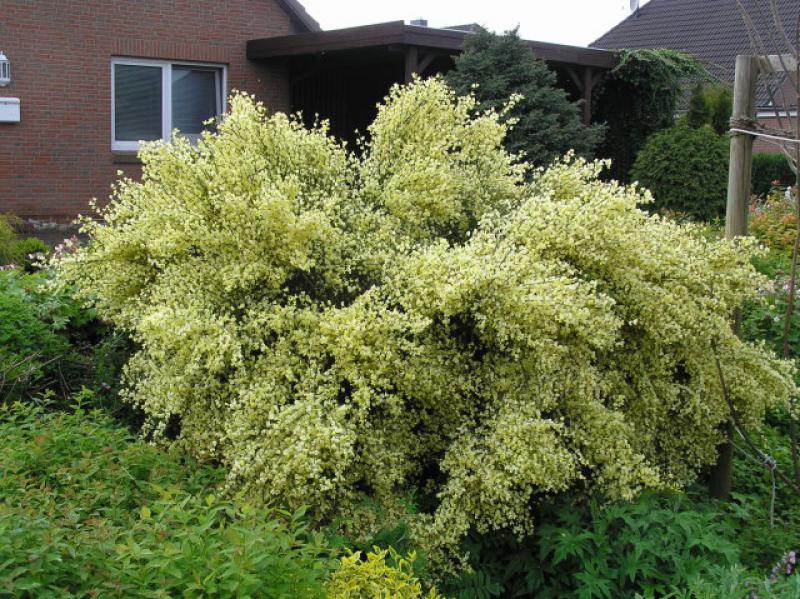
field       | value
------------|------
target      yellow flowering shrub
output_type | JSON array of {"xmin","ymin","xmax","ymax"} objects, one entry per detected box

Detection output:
[
  {"xmin": 58, "ymin": 79, "xmax": 795, "ymax": 569},
  {"xmin": 327, "ymin": 549, "xmax": 440, "ymax": 599}
]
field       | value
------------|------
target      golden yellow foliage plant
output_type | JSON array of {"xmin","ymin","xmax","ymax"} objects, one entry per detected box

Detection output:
[
  {"xmin": 326, "ymin": 549, "xmax": 441, "ymax": 599},
  {"xmin": 58, "ymin": 78, "xmax": 795, "ymax": 570}
]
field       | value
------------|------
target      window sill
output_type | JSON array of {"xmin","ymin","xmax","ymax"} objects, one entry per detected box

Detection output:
[{"xmin": 112, "ymin": 150, "xmax": 142, "ymax": 164}]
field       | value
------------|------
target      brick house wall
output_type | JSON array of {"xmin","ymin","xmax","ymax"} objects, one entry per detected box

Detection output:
[
  {"xmin": 753, "ymin": 116, "xmax": 796, "ymax": 155},
  {"xmin": 0, "ymin": 0, "xmax": 300, "ymax": 222}
]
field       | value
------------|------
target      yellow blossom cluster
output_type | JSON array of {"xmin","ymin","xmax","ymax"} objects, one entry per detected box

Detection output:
[{"xmin": 58, "ymin": 79, "xmax": 795, "ymax": 567}]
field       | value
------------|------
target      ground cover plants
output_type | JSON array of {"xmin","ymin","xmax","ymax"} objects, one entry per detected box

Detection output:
[
  {"xmin": 56, "ymin": 76, "xmax": 796, "ymax": 582},
  {"xmin": 0, "ymin": 399, "xmax": 437, "ymax": 598}
]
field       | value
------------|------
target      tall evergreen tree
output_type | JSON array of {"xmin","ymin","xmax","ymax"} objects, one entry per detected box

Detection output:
[
  {"xmin": 446, "ymin": 27, "xmax": 605, "ymax": 166},
  {"xmin": 686, "ymin": 84, "xmax": 713, "ymax": 129},
  {"xmin": 708, "ymin": 86, "xmax": 733, "ymax": 136},
  {"xmin": 686, "ymin": 84, "xmax": 732, "ymax": 135}
]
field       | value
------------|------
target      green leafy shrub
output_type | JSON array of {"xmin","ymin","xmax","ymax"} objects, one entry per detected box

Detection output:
[
  {"xmin": 0, "ymin": 276, "xmax": 72, "ymax": 402},
  {"xmin": 686, "ymin": 564, "xmax": 800, "ymax": 599},
  {"xmin": 326, "ymin": 498, "xmax": 421, "ymax": 560},
  {"xmin": 630, "ymin": 124, "xmax": 730, "ymax": 220},
  {"xmin": 0, "ymin": 400, "xmax": 445, "ymax": 598},
  {"xmin": 0, "ymin": 215, "xmax": 50, "ymax": 270},
  {"xmin": 742, "ymin": 275, "xmax": 799, "ymax": 360},
  {"xmin": 442, "ymin": 492, "xmax": 739, "ymax": 599},
  {"xmin": 722, "ymin": 412, "xmax": 800, "ymax": 570},
  {"xmin": 0, "ymin": 269, "xmax": 120, "ymax": 405},
  {"xmin": 752, "ymin": 154, "xmax": 796, "ymax": 198},
  {"xmin": 58, "ymin": 81, "xmax": 795, "ymax": 570},
  {"xmin": 14, "ymin": 236, "xmax": 49, "ymax": 272},
  {"xmin": 686, "ymin": 84, "xmax": 713, "ymax": 130},
  {"xmin": 446, "ymin": 27, "xmax": 604, "ymax": 165},
  {"xmin": 327, "ymin": 549, "xmax": 441, "ymax": 599},
  {"xmin": 0, "ymin": 400, "xmax": 334, "ymax": 598}
]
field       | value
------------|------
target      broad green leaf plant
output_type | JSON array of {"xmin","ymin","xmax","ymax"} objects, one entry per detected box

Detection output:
[{"xmin": 58, "ymin": 78, "xmax": 796, "ymax": 571}]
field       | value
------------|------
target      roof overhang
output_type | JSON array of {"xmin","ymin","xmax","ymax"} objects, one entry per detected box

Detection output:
[{"xmin": 248, "ymin": 21, "xmax": 617, "ymax": 70}]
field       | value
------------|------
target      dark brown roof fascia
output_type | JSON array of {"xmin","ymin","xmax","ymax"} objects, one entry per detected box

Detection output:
[
  {"xmin": 248, "ymin": 22, "xmax": 617, "ymax": 69},
  {"xmin": 248, "ymin": 21, "xmax": 408, "ymax": 58}
]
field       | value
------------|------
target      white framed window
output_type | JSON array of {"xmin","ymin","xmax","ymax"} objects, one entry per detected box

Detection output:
[{"xmin": 111, "ymin": 58, "xmax": 227, "ymax": 151}]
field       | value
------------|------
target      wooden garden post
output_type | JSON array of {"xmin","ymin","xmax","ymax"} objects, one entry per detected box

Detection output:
[
  {"xmin": 724, "ymin": 55, "xmax": 759, "ymax": 239},
  {"xmin": 709, "ymin": 54, "xmax": 759, "ymax": 500}
]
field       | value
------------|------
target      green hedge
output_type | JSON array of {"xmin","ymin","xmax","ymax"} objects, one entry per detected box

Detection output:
[
  {"xmin": 631, "ymin": 124, "xmax": 729, "ymax": 220},
  {"xmin": 752, "ymin": 153, "xmax": 795, "ymax": 197}
]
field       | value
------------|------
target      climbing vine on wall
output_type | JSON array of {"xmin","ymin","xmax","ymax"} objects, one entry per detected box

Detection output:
[{"xmin": 593, "ymin": 48, "xmax": 711, "ymax": 182}]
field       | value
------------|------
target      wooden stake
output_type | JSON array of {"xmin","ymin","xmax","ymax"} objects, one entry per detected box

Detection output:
[
  {"xmin": 725, "ymin": 55, "xmax": 759, "ymax": 240},
  {"xmin": 710, "ymin": 54, "xmax": 760, "ymax": 500}
]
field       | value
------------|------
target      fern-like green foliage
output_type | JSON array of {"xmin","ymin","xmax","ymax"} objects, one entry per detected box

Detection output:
[
  {"xmin": 446, "ymin": 27, "xmax": 604, "ymax": 166},
  {"xmin": 443, "ymin": 492, "xmax": 740, "ymax": 599},
  {"xmin": 58, "ymin": 79, "xmax": 795, "ymax": 571}
]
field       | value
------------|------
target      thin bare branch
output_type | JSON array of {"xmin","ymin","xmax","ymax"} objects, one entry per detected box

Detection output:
[{"xmin": 712, "ymin": 340, "xmax": 800, "ymax": 496}]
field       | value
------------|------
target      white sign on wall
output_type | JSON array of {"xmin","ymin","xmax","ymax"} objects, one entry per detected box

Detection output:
[{"xmin": 0, "ymin": 97, "xmax": 20, "ymax": 123}]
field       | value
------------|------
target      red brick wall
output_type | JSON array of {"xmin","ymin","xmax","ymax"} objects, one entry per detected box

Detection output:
[
  {"xmin": 753, "ymin": 115, "xmax": 796, "ymax": 154},
  {"xmin": 0, "ymin": 0, "xmax": 298, "ymax": 221}
]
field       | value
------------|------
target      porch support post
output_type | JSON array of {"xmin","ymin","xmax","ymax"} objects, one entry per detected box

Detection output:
[
  {"xmin": 581, "ymin": 67, "xmax": 594, "ymax": 125},
  {"xmin": 404, "ymin": 46, "xmax": 419, "ymax": 83}
]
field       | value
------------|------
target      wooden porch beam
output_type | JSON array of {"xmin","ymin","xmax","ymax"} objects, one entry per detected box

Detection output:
[
  {"xmin": 416, "ymin": 53, "xmax": 438, "ymax": 76},
  {"xmin": 564, "ymin": 66, "xmax": 604, "ymax": 125},
  {"xmin": 758, "ymin": 54, "xmax": 798, "ymax": 74},
  {"xmin": 565, "ymin": 66, "xmax": 584, "ymax": 92}
]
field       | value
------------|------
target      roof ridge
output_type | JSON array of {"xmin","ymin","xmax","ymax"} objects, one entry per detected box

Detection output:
[{"xmin": 277, "ymin": 0, "xmax": 321, "ymax": 32}]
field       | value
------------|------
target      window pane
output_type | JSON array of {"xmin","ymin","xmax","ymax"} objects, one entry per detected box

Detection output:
[
  {"xmin": 172, "ymin": 66, "xmax": 219, "ymax": 136},
  {"xmin": 114, "ymin": 64, "xmax": 162, "ymax": 142}
]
